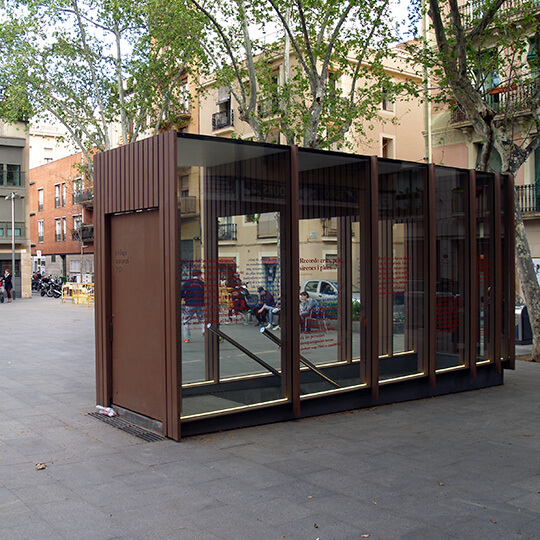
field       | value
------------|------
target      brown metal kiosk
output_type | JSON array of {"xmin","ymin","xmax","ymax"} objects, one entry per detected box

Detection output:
[{"xmin": 94, "ymin": 132, "xmax": 514, "ymax": 441}]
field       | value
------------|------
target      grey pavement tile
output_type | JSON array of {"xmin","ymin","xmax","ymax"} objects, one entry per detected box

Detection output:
[
  {"xmin": 512, "ymin": 474, "xmax": 540, "ymax": 491},
  {"xmin": 180, "ymin": 505, "xmax": 284, "ymax": 539},
  {"xmin": 0, "ymin": 462, "xmax": 59, "ymax": 489},
  {"xmin": 398, "ymin": 526, "xmax": 460, "ymax": 539},
  {"xmin": 448, "ymin": 515, "xmax": 538, "ymax": 540},
  {"xmin": 265, "ymin": 456, "xmax": 332, "ymax": 477},
  {"xmin": 205, "ymin": 456, "xmax": 292, "ymax": 489},
  {"xmin": 34, "ymin": 500, "xmax": 127, "ymax": 540},
  {"xmin": 0, "ymin": 521, "xmax": 64, "ymax": 540},
  {"xmin": 245, "ymin": 496, "xmax": 318, "ymax": 526},
  {"xmin": 194, "ymin": 475, "xmax": 279, "ymax": 506},
  {"xmin": 261, "ymin": 478, "xmax": 335, "ymax": 503},
  {"xmin": 275, "ymin": 513, "xmax": 372, "ymax": 540},
  {"xmin": 111, "ymin": 507, "xmax": 222, "ymax": 540},
  {"xmin": 152, "ymin": 459, "xmax": 229, "ymax": 485},
  {"xmin": 0, "ymin": 499, "xmax": 41, "ymax": 528},
  {"xmin": 0, "ymin": 487, "xmax": 18, "ymax": 505},
  {"xmin": 221, "ymin": 441, "xmax": 293, "ymax": 464},
  {"xmin": 2, "ymin": 435, "xmax": 64, "ymax": 460},
  {"xmin": 508, "ymin": 492, "xmax": 540, "ymax": 513},
  {"xmin": 518, "ymin": 517, "xmax": 540, "ymax": 537},
  {"xmin": 8, "ymin": 482, "xmax": 74, "ymax": 506}
]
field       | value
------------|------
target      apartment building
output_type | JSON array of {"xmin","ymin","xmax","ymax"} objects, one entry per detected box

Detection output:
[
  {"xmin": 195, "ymin": 48, "xmax": 426, "ymax": 289},
  {"xmin": 429, "ymin": 0, "xmax": 539, "ymax": 265},
  {"xmin": 0, "ymin": 120, "xmax": 31, "ymax": 297},
  {"xmin": 29, "ymin": 153, "xmax": 95, "ymax": 281}
]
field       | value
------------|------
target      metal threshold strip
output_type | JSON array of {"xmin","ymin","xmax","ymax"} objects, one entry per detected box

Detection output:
[{"xmin": 88, "ymin": 412, "xmax": 165, "ymax": 442}]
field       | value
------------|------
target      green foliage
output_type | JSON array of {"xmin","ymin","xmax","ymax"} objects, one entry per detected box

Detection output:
[
  {"xmin": 187, "ymin": 0, "xmax": 418, "ymax": 150},
  {"xmin": 407, "ymin": 0, "xmax": 540, "ymax": 174},
  {"xmin": 352, "ymin": 299, "xmax": 364, "ymax": 321},
  {"xmin": 0, "ymin": 0, "xmax": 202, "ymax": 176}
]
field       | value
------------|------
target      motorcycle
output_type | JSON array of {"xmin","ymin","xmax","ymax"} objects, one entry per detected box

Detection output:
[{"xmin": 40, "ymin": 277, "xmax": 62, "ymax": 298}]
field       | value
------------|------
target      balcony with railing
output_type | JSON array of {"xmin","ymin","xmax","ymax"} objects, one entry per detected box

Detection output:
[
  {"xmin": 450, "ymin": 81, "xmax": 537, "ymax": 124},
  {"xmin": 322, "ymin": 217, "xmax": 338, "ymax": 237},
  {"xmin": 516, "ymin": 183, "xmax": 540, "ymax": 214},
  {"xmin": 212, "ymin": 109, "xmax": 234, "ymax": 131},
  {"xmin": 459, "ymin": 0, "xmax": 540, "ymax": 23},
  {"xmin": 73, "ymin": 189, "xmax": 94, "ymax": 207},
  {"xmin": 179, "ymin": 196, "xmax": 198, "ymax": 215},
  {"xmin": 72, "ymin": 224, "xmax": 94, "ymax": 242},
  {"xmin": 218, "ymin": 222, "xmax": 237, "ymax": 241}
]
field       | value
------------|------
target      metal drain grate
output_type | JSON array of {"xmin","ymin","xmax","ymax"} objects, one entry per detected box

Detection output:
[{"xmin": 88, "ymin": 412, "xmax": 165, "ymax": 442}]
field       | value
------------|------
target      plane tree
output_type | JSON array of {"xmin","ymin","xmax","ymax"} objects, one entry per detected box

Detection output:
[{"xmin": 409, "ymin": 0, "xmax": 540, "ymax": 359}]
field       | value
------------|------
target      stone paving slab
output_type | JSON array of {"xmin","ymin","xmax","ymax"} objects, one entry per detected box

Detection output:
[{"xmin": 0, "ymin": 296, "xmax": 539, "ymax": 539}]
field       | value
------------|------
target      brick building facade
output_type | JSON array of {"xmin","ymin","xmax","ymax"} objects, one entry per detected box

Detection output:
[{"xmin": 29, "ymin": 153, "xmax": 94, "ymax": 281}]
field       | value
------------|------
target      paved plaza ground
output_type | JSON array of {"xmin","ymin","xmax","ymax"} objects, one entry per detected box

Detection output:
[{"xmin": 0, "ymin": 296, "xmax": 539, "ymax": 539}]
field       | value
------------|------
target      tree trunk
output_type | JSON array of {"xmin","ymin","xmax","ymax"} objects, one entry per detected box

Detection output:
[{"xmin": 514, "ymin": 198, "xmax": 540, "ymax": 361}]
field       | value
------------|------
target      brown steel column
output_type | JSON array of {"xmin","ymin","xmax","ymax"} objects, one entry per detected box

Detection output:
[
  {"xmin": 94, "ymin": 151, "xmax": 111, "ymax": 407},
  {"xmin": 369, "ymin": 157, "xmax": 380, "ymax": 400},
  {"xmin": 492, "ymin": 173, "xmax": 502, "ymax": 373},
  {"xmin": 162, "ymin": 131, "xmax": 181, "ymax": 440},
  {"xmin": 468, "ymin": 170, "xmax": 478, "ymax": 378},
  {"xmin": 283, "ymin": 146, "xmax": 300, "ymax": 416}
]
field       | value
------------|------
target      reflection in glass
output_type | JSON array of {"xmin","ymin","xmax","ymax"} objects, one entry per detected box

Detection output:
[
  {"xmin": 297, "ymin": 149, "xmax": 369, "ymax": 396},
  {"xmin": 435, "ymin": 168, "xmax": 467, "ymax": 370},
  {"xmin": 178, "ymin": 138, "xmax": 289, "ymax": 418},
  {"xmin": 476, "ymin": 172, "xmax": 492, "ymax": 362},
  {"xmin": 378, "ymin": 160, "xmax": 426, "ymax": 381}
]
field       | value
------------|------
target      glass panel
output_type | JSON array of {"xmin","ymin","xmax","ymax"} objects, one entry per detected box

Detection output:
[
  {"xmin": 476, "ymin": 172, "xmax": 492, "ymax": 362},
  {"xmin": 378, "ymin": 160, "xmax": 427, "ymax": 381},
  {"xmin": 298, "ymin": 149, "xmax": 369, "ymax": 397},
  {"xmin": 500, "ymin": 174, "xmax": 511, "ymax": 360},
  {"xmin": 435, "ymin": 167, "xmax": 467, "ymax": 370},
  {"xmin": 6, "ymin": 164, "xmax": 21, "ymax": 186},
  {"xmin": 178, "ymin": 136, "xmax": 290, "ymax": 418}
]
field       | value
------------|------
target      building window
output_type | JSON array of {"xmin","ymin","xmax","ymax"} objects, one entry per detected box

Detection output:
[
  {"xmin": 62, "ymin": 183, "xmax": 66, "ymax": 206},
  {"xmin": 70, "ymin": 259, "xmax": 81, "ymax": 273},
  {"xmin": 38, "ymin": 188, "xmax": 44, "ymax": 211},
  {"xmin": 6, "ymin": 164, "xmax": 21, "ymax": 186},
  {"xmin": 213, "ymin": 87, "xmax": 233, "ymax": 130},
  {"xmin": 55, "ymin": 219, "xmax": 62, "ymax": 242},
  {"xmin": 382, "ymin": 137, "xmax": 395, "ymax": 159},
  {"xmin": 51, "ymin": 255, "xmax": 56, "ymax": 263},
  {"xmin": 55, "ymin": 184, "xmax": 61, "ymax": 208},
  {"xmin": 381, "ymin": 88, "xmax": 394, "ymax": 112},
  {"xmin": 257, "ymin": 212, "xmax": 278, "ymax": 238},
  {"xmin": 62, "ymin": 217, "xmax": 67, "ymax": 241},
  {"xmin": 180, "ymin": 79, "xmax": 189, "ymax": 113},
  {"xmin": 38, "ymin": 220, "xmax": 44, "ymax": 243}
]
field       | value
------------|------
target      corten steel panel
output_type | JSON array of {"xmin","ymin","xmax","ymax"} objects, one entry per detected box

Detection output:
[
  {"xmin": 110, "ymin": 210, "xmax": 166, "ymax": 421},
  {"xmin": 94, "ymin": 131, "xmax": 180, "ymax": 438},
  {"xmin": 427, "ymin": 165, "xmax": 437, "ymax": 387},
  {"xmin": 369, "ymin": 157, "xmax": 379, "ymax": 400}
]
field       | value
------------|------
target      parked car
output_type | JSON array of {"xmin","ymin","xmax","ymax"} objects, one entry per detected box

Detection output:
[{"xmin": 299, "ymin": 279, "xmax": 361, "ymax": 318}]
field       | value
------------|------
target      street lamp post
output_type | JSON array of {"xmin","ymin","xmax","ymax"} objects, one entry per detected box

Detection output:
[{"xmin": 5, "ymin": 192, "xmax": 22, "ymax": 294}]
